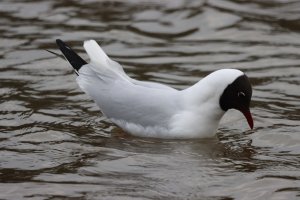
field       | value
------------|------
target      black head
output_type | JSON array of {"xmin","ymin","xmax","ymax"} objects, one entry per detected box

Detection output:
[{"xmin": 219, "ymin": 74, "xmax": 253, "ymax": 129}]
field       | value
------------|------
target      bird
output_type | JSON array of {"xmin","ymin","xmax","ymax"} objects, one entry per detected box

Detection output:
[{"xmin": 55, "ymin": 39, "xmax": 253, "ymax": 139}]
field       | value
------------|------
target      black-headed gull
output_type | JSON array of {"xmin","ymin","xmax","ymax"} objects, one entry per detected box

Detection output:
[{"xmin": 56, "ymin": 39, "xmax": 253, "ymax": 139}]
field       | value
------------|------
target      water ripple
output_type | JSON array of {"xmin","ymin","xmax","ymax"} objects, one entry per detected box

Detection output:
[{"xmin": 1, "ymin": 0, "xmax": 300, "ymax": 199}]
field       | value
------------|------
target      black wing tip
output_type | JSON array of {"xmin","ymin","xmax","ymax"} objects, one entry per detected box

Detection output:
[
  {"xmin": 55, "ymin": 39, "xmax": 87, "ymax": 74},
  {"xmin": 56, "ymin": 39, "xmax": 62, "ymax": 46},
  {"xmin": 56, "ymin": 39, "xmax": 70, "ymax": 50},
  {"xmin": 56, "ymin": 39, "xmax": 63, "ymax": 45}
]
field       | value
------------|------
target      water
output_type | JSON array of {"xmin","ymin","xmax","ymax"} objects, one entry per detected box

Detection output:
[{"xmin": 1, "ymin": 0, "xmax": 300, "ymax": 199}]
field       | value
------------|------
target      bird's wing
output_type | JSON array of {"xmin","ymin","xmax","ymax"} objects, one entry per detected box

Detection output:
[
  {"xmin": 76, "ymin": 40, "xmax": 182, "ymax": 127},
  {"xmin": 77, "ymin": 68, "xmax": 180, "ymax": 127},
  {"xmin": 83, "ymin": 40, "xmax": 130, "ymax": 82},
  {"xmin": 83, "ymin": 40, "xmax": 177, "ymax": 91}
]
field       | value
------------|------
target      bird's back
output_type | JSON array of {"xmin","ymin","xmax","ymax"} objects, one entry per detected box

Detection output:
[{"xmin": 76, "ymin": 41, "xmax": 182, "ymax": 135}]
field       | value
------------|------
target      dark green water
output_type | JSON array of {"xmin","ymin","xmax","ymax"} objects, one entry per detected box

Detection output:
[{"xmin": 1, "ymin": 0, "xmax": 300, "ymax": 199}]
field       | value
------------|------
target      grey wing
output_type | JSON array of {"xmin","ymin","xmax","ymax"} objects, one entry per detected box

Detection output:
[
  {"xmin": 130, "ymin": 79, "xmax": 177, "ymax": 91},
  {"xmin": 76, "ymin": 62, "xmax": 181, "ymax": 128},
  {"xmin": 79, "ymin": 78, "xmax": 180, "ymax": 127}
]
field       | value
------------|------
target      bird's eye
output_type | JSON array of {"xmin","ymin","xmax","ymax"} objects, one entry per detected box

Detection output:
[{"xmin": 238, "ymin": 91, "xmax": 245, "ymax": 97}]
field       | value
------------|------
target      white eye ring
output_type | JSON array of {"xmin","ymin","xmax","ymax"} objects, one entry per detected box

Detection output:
[{"xmin": 238, "ymin": 92, "xmax": 245, "ymax": 97}]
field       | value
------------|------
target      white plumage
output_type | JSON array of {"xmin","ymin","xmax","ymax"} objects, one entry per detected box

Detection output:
[{"xmin": 73, "ymin": 40, "xmax": 245, "ymax": 139}]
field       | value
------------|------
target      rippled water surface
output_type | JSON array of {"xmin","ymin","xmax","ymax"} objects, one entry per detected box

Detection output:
[{"xmin": 1, "ymin": 0, "xmax": 300, "ymax": 199}]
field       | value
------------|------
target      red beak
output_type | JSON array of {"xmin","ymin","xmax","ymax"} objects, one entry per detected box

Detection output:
[{"xmin": 241, "ymin": 108, "xmax": 254, "ymax": 129}]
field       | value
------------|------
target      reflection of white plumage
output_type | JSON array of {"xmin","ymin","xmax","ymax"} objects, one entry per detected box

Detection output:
[{"xmin": 56, "ymin": 39, "xmax": 253, "ymax": 139}]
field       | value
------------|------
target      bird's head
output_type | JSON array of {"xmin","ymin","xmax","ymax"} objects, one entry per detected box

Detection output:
[{"xmin": 219, "ymin": 74, "xmax": 253, "ymax": 129}]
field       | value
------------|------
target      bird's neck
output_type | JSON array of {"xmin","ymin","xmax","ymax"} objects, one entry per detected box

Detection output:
[
  {"xmin": 169, "ymin": 69, "xmax": 244, "ymax": 138},
  {"xmin": 169, "ymin": 83, "xmax": 226, "ymax": 138}
]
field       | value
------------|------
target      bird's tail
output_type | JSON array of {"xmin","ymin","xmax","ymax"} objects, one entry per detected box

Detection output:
[
  {"xmin": 82, "ymin": 40, "xmax": 130, "ymax": 82},
  {"xmin": 56, "ymin": 39, "xmax": 87, "ymax": 75}
]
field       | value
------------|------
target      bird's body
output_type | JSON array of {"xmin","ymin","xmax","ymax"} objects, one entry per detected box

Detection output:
[{"xmin": 56, "ymin": 39, "xmax": 253, "ymax": 139}]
